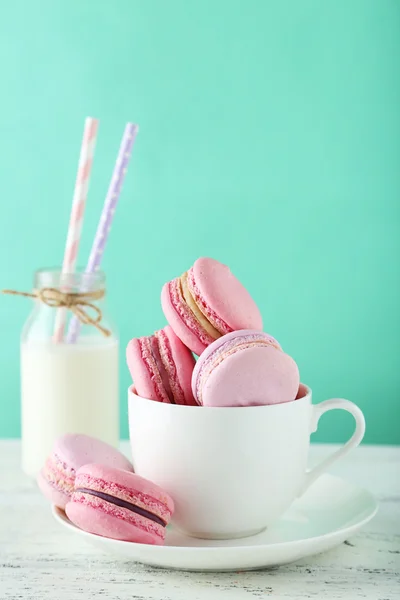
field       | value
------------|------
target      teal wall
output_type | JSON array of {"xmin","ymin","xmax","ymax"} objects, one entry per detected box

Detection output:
[{"xmin": 0, "ymin": 1, "xmax": 399, "ymax": 443}]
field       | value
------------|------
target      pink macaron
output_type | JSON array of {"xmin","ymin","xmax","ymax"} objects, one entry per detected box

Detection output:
[
  {"xmin": 192, "ymin": 330, "xmax": 300, "ymax": 407},
  {"xmin": 37, "ymin": 434, "xmax": 133, "ymax": 509},
  {"xmin": 161, "ymin": 257, "xmax": 263, "ymax": 355},
  {"xmin": 126, "ymin": 325, "xmax": 197, "ymax": 405},
  {"xmin": 66, "ymin": 464, "xmax": 174, "ymax": 545}
]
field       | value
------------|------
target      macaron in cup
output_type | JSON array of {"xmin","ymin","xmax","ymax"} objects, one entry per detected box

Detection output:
[
  {"xmin": 161, "ymin": 257, "xmax": 263, "ymax": 355},
  {"xmin": 126, "ymin": 325, "xmax": 197, "ymax": 405},
  {"xmin": 192, "ymin": 330, "xmax": 300, "ymax": 407}
]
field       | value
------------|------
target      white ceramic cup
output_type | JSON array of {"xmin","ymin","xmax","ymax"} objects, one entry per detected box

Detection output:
[{"xmin": 128, "ymin": 384, "xmax": 365, "ymax": 539}]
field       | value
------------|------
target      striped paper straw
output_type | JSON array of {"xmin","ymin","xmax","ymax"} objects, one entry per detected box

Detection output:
[
  {"xmin": 53, "ymin": 117, "xmax": 99, "ymax": 342},
  {"xmin": 66, "ymin": 122, "xmax": 139, "ymax": 343}
]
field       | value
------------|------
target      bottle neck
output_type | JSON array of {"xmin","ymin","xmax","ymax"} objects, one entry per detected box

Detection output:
[{"xmin": 34, "ymin": 269, "xmax": 106, "ymax": 295}]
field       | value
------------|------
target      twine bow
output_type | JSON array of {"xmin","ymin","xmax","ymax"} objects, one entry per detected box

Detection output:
[{"xmin": 2, "ymin": 288, "xmax": 111, "ymax": 337}]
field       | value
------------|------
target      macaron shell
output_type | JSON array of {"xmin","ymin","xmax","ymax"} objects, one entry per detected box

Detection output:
[
  {"xmin": 191, "ymin": 329, "xmax": 282, "ymax": 400},
  {"xmin": 66, "ymin": 502, "xmax": 163, "ymax": 545},
  {"xmin": 201, "ymin": 346, "xmax": 300, "ymax": 407},
  {"xmin": 54, "ymin": 434, "xmax": 133, "ymax": 473},
  {"xmin": 162, "ymin": 325, "xmax": 197, "ymax": 405},
  {"xmin": 126, "ymin": 338, "xmax": 160, "ymax": 401},
  {"xmin": 190, "ymin": 258, "xmax": 263, "ymax": 332},
  {"xmin": 161, "ymin": 282, "xmax": 207, "ymax": 356}
]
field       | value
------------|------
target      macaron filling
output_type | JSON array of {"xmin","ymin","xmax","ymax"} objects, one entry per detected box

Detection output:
[
  {"xmin": 195, "ymin": 333, "xmax": 281, "ymax": 404},
  {"xmin": 180, "ymin": 272, "xmax": 221, "ymax": 340},
  {"xmin": 168, "ymin": 278, "xmax": 216, "ymax": 346},
  {"xmin": 139, "ymin": 336, "xmax": 171, "ymax": 403},
  {"xmin": 155, "ymin": 329, "xmax": 187, "ymax": 405},
  {"xmin": 150, "ymin": 335, "xmax": 174, "ymax": 402},
  {"xmin": 75, "ymin": 488, "xmax": 167, "ymax": 527},
  {"xmin": 187, "ymin": 267, "xmax": 233, "ymax": 336}
]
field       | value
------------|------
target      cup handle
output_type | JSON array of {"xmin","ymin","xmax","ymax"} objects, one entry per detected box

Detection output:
[{"xmin": 301, "ymin": 398, "xmax": 366, "ymax": 495}]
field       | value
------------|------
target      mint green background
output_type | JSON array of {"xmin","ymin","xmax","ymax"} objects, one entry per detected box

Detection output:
[{"xmin": 0, "ymin": 1, "xmax": 399, "ymax": 443}]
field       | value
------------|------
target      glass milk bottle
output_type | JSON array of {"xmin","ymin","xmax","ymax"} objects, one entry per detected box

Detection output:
[{"xmin": 20, "ymin": 269, "xmax": 119, "ymax": 478}]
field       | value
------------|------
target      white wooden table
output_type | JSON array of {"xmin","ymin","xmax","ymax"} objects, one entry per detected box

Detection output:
[{"xmin": 1, "ymin": 441, "xmax": 399, "ymax": 599}]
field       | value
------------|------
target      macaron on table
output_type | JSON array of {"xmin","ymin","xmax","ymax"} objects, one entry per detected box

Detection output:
[{"xmin": 39, "ymin": 256, "xmax": 374, "ymax": 571}]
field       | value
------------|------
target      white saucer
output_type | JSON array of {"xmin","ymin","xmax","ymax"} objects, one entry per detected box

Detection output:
[{"xmin": 53, "ymin": 474, "xmax": 377, "ymax": 572}]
